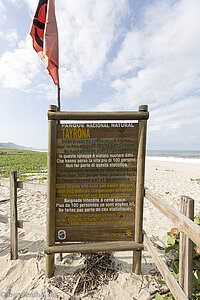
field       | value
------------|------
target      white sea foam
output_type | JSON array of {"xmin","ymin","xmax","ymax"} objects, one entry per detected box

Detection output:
[{"xmin": 147, "ymin": 156, "xmax": 200, "ymax": 164}]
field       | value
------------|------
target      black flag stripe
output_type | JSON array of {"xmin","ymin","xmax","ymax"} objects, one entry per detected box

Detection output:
[
  {"xmin": 33, "ymin": 19, "xmax": 45, "ymax": 30},
  {"xmin": 34, "ymin": 27, "xmax": 43, "ymax": 48}
]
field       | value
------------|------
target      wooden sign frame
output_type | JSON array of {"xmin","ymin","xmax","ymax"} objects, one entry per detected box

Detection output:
[{"xmin": 45, "ymin": 105, "xmax": 149, "ymax": 278}]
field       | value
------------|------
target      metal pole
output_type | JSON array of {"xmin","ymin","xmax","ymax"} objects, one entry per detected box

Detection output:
[{"xmin": 57, "ymin": 84, "xmax": 61, "ymax": 111}]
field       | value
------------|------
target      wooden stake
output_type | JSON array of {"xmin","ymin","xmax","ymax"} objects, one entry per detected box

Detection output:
[
  {"xmin": 179, "ymin": 196, "xmax": 194, "ymax": 300},
  {"xmin": 133, "ymin": 105, "xmax": 148, "ymax": 274},
  {"xmin": 46, "ymin": 105, "xmax": 57, "ymax": 278},
  {"xmin": 10, "ymin": 171, "xmax": 18, "ymax": 260}
]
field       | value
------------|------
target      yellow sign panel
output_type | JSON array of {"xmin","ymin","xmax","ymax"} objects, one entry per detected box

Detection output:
[{"xmin": 55, "ymin": 123, "xmax": 138, "ymax": 242}]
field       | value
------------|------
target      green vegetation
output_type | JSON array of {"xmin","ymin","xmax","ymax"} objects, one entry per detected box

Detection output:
[
  {"xmin": 156, "ymin": 217, "xmax": 200, "ymax": 299},
  {"xmin": 0, "ymin": 148, "xmax": 47, "ymax": 181}
]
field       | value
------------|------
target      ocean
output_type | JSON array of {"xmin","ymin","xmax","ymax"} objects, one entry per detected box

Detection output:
[{"xmin": 146, "ymin": 150, "xmax": 200, "ymax": 164}]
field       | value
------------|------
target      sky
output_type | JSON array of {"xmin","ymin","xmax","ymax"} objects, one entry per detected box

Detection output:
[{"xmin": 0, "ymin": 0, "xmax": 199, "ymax": 150}]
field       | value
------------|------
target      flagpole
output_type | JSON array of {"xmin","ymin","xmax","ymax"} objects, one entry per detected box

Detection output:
[{"xmin": 57, "ymin": 84, "xmax": 61, "ymax": 111}]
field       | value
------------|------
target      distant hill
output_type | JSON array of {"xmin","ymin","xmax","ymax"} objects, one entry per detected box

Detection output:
[{"xmin": 0, "ymin": 142, "xmax": 46, "ymax": 152}]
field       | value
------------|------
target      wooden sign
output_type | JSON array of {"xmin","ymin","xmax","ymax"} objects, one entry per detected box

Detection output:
[
  {"xmin": 55, "ymin": 123, "xmax": 138, "ymax": 242},
  {"xmin": 46, "ymin": 106, "xmax": 149, "ymax": 278}
]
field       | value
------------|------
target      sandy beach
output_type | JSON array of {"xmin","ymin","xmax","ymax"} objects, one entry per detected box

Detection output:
[{"xmin": 0, "ymin": 159, "xmax": 199, "ymax": 299}]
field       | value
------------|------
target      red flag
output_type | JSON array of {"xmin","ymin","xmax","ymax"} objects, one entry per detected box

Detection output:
[{"xmin": 30, "ymin": 0, "xmax": 59, "ymax": 85}]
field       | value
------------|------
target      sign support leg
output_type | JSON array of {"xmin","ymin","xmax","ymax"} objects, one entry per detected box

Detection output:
[
  {"xmin": 133, "ymin": 105, "xmax": 148, "ymax": 274},
  {"xmin": 46, "ymin": 105, "xmax": 57, "ymax": 278}
]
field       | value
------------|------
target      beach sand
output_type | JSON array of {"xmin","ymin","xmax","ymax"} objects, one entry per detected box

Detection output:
[{"xmin": 0, "ymin": 160, "xmax": 199, "ymax": 299}]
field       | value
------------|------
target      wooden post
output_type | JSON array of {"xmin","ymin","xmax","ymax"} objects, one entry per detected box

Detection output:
[
  {"xmin": 10, "ymin": 171, "xmax": 18, "ymax": 260},
  {"xmin": 46, "ymin": 105, "xmax": 57, "ymax": 278},
  {"xmin": 133, "ymin": 105, "xmax": 148, "ymax": 274},
  {"xmin": 179, "ymin": 196, "xmax": 194, "ymax": 299}
]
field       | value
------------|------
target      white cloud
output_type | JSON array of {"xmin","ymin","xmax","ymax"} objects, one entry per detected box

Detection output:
[
  {"xmin": 6, "ymin": 0, "xmax": 38, "ymax": 12},
  {"xmin": 0, "ymin": 0, "xmax": 4, "ymax": 10},
  {"xmin": 0, "ymin": 1, "xmax": 6, "ymax": 23},
  {"xmin": 0, "ymin": 36, "xmax": 42, "ymax": 90},
  {"xmin": 95, "ymin": 0, "xmax": 200, "ymax": 148},
  {"xmin": 0, "ymin": 0, "xmax": 199, "ymax": 149},
  {"xmin": 0, "ymin": 0, "xmax": 53, "ymax": 95},
  {"xmin": 147, "ymin": 97, "xmax": 200, "ymax": 149},
  {"xmin": 0, "ymin": 30, "xmax": 18, "ymax": 47},
  {"xmin": 0, "ymin": 0, "xmax": 128, "ymax": 97},
  {"xmin": 100, "ymin": 0, "xmax": 200, "ymax": 111},
  {"xmin": 23, "ymin": 0, "xmax": 38, "ymax": 13},
  {"xmin": 149, "ymin": 97, "xmax": 200, "ymax": 131},
  {"xmin": 60, "ymin": 67, "xmax": 83, "ymax": 97},
  {"xmin": 57, "ymin": 0, "xmax": 128, "ymax": 96}
]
